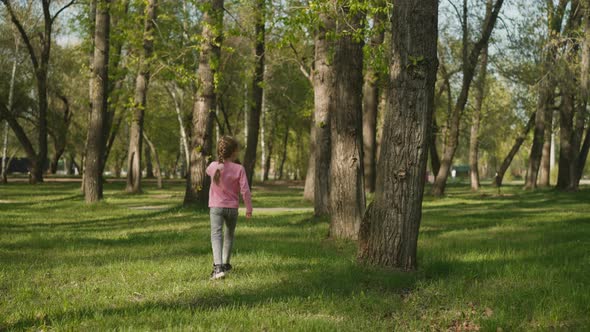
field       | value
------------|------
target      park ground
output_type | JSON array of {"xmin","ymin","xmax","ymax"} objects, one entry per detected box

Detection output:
[{"xmin": 0, "ymin": 180, "xmax": 589, "ymax": 331}]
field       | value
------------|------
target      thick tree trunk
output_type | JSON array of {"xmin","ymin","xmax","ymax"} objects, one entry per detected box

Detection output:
[
  {"xmin": 303, "ymin": 123, "xmax": 316, "ymax": 201},
  {"xmin": 538, "ymin": 98, "xmax": 554, "ymax": 186},
  {"xmin": 184, "ymin": 0, "xmax": 224, "ymax": 205},
  {"xmin": 557, "ymin": 92, "xmax": 575, "ymax": 190},
  {"xmin": 358, "ymin": 0, "xmax": 438, "ymax": 270},
  {"xmin": 312, "ymin": 12, "xmax": 335, "ymax": 216},
  {"xmin": 243, "ymin": 0, "xmax": 265, "ymax": 186},
  {"xmin": 577, "ymin": 2, "xmax": 590, "ymax": 183},
  {"xmin": 469, "ymin": 10, "xmax": 491, "ymax": 191},
  {"xmin": 495, "ymin": 112, "xmax": 536, "ymax": 187},
  {"xmin": 125, "ymin": 0, "xmax": 157, "ymax": 193},
  {"xmin": 84, "ymin": 0, "xmax": 110, "ymax": 203},
  {"xmin": 362, "ymin": 10, "xmax": 385, "ymax": 193},
  {"xmin": 329, "ymin": 6, "xmax": 365, "ymax": 240},
  {"xmin": 431, "ymin": 0, "xmax": 504, "ymax": 196}
]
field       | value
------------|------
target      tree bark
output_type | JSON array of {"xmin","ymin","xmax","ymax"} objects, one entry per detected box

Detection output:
[
  {"xmin": 243, "ymin": 0, "xmax": 266, "ymax": 186},
  {"xmin": 184, "ymin": 0, "xmax": 224, "ymax": 205},
  {"xmin": 358, "ymin": 0, "xmax": 438, "ymax": 270},
  {"xmin": 495, "ymin": 112, "xmax": 536, "ymax": 187},
  {"xmin": 125, "ymin": 0, "xmax": 157, "ymax": 193},
  {"xmin": 312, "ymin": 12, "xmax": 335, "ymax": 216},
  {"xmin": 362, "ymin": 8, "xmax": 385, "ymax": 193},
  {"xmin": 577, "ymin": 1, "xmax": 590, "ymax": 183},
  {"xmin": 84, "ymin": 0, "xmax": 110, "ymax": 203},
  {"xmin": 432, "ymin": 0, "xmax": 504, "ymax": 196},
  {"xmin": 329, "ymin": 5, "xmax": 365, "ymax": 240},
  {"xmin": 303, "ymin": 123, "xmax": 316, "ymax": 200}
]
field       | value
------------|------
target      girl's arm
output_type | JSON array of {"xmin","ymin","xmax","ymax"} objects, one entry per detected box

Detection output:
[{"xmin": 239, "ymin": 167, "xmax": 253, "ymax": 215}]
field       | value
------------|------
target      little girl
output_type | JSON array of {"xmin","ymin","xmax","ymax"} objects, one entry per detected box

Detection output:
[{"xmin": 206, "ymin": 136, "xmax": 252, "ymax": 280}]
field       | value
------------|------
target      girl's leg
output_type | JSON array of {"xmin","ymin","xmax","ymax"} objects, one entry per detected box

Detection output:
[
  {"xmin": 222, "ymin": 208, "xmax": 238, "ymax": 265},
  {"xmin": 210, "ymin": 208, "xmax": 224, "ymax": 266}
]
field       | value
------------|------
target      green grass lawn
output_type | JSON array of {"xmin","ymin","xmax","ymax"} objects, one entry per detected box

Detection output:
[{"xmin": 0, "ymin": 180, "xmax": 589, "ymax": 331}]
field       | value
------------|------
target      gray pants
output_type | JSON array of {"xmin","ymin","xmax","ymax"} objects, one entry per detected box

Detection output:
[{"xmin": 209, "ymin": 207, "xmax": 238, "ymax": 265}]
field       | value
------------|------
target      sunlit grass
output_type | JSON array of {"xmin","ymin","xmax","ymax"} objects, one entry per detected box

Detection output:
[{"xmin": 1, "ymin": 180, "xmax": 589, "ymax": 331}]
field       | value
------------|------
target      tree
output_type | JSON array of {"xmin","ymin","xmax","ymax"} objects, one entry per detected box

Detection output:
[
  {"xmin": 312, "ymin": 9, "xmax": 334, "ymax": 216},
  {"xmin": 495, "ymin": 112, "xmax": 536, "ymax": 187},
  {"xmin": 1, "ymin": 25, "xmax": 18, "ymax": 184},
  {"xmin": 328, "ymin": 2, "xmax": 365, "ymax": 240},
  {"xmin": 84, "ymin": 0, "xmax": 111, "ymax": 203},
  {"xmin": 184, "ymin": 0, "xmax": 224, "ymax": 205},
  {"xmin": 243, "ymin": 0, "xmax": 266, "ymax": 187},
  {"xmin": 362, "ymin": 3, "xmax": 386, "ymax": 193},
  {"xmin": 0, "ymin": 0, "xmax": 76, "ymax": 183},
  {"xmin": 358, "ymin": 0, "xmax": 438, "ymax": 270},
  {"xmin": 431, "ymin": 0, "xmax": 504, "ymax": 196},
  {"xmin": 468, "ymin": 0, "xmax": 493, "ymax": 191},
  {"xmin": 525, "ymin": 0, "xmax": 568, "ymax": 190},
  {"xmin": 125, "ymin": 0, "xmax": 158, "ymax": 193}
]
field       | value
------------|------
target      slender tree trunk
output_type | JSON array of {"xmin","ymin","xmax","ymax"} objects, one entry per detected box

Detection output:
[
  {"xmin": 167, "ymin": 86, "xmax": 190, "ymax": 164},
  {"xmin": 1, "ymin": 28, "xmax": 18, "ymax": 184},
  {"xmin": 260, "ymin": 88, "xmax": 266, "ymax": 181},
  {"xmin": 264, "ymin": 134, "xmax": 273, "ymax": 181},
  {"xmin": 303, "ymin": 123, "xmax": 316, "ymax": 200},
  {"xmin": 84, "ymin": 0, "xmax": 110, "ymax": 203},
  {"xmin": 243, "ymin": 0, "xmax": 265, "ymax": 186},
  {"xmin": 358, "ymin": 0, "xmax": 438, "ymax": 270},
  {"xmin": 313, "ymin": 12, "xmax": 335, "ymax": 216},
  {"xmin": 362, "ymin": 9, "xmax": 385, "ymax": 193},
  {"xmin": 431, "ymin": 0, "xmax": 504, "ymax": 196},
  {"xmin": 125, "ymin": 0, "xmax": 157, "ymax": 193},
  {"xmin": 525, "ymin": 85, "xmax": 550, "ymax": 189},
  {"xmin": 100, "ymin": 0, "xmax": 129, "ymax": 175},
  {"xmin": 184, "ymin": 0, "xmax": 224, "ymax": 205},
  {"xmin": 145, "ymin": 143, "xmax": 154, "ymax": 178},
  {"xmin": 329, "ymin": 5, "xmax": 365, "ymax": 240},
  {"xmin": 429, "ymin": 115, "xmax": 441, "ymax": 176},
  {"xmin": 495, "ymin": 112, "xmax": 536, "ymax": 187},
  {"xmin": 278, "ymin": 124, "xmax": 289, "ymax": 180},
  {"xmin": 469, "ymin": 4, "xmax": 491, "ymax": 191},
  {"xmin": 144, "ymin": 133, "xmax": 162, "ymax": 189},
  {"xmin": 538, "ymin": 98, "xmax": 554, "ymax": 186}
]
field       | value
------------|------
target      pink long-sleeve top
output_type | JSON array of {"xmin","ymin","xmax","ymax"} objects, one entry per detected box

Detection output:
[{"xmin": 206, "ymin": 161, "xmax": 253, "ymax": 213}]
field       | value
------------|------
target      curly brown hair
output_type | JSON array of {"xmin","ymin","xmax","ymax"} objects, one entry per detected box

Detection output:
[{"xmin": 213, "ymin": 136, "xmax": 239, "ymax": 184}]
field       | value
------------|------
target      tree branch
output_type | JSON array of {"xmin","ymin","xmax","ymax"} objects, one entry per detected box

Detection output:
[{"xmin": 1, "ymin": 0, "xmax": 39, "ymax": 70}]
